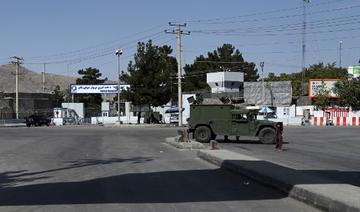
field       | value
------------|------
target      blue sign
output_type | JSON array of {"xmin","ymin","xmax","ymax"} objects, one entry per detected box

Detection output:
[{"xmin": 69, "ymin": 84, "xmax": 130, "ymax": 94}]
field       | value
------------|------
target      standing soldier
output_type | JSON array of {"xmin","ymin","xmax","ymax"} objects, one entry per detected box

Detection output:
[{"xmin": 275, "ymin": 122, "xmax": 283, "ymax": 151}]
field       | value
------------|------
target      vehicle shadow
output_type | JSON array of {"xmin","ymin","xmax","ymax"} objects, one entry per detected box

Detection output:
[
  {"xmin": 216, "ymin": 139, "xmax": 289, "ymax": 145},
  {"xmin": 216, "ymin": 138, "xmax": 262, "ymax": 144}
]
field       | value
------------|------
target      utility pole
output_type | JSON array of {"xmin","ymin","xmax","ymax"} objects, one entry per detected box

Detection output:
[
  {"xmin": 42, "ymin": 63, "xmax": 46, "ymax": 93},
  {"xmin": 165, "ymin": 22, "xmax": 190, "ymax": 127},
  {"xmin": 10, "ymin": 56, "xmax": 23, "ymax": 119},
  {"xmin": 260, "ymin": 62, "xmax": 265, "ymax": 105},
  {"xmin": 301, "ymin": 0, "xmax": 310, "ymax": 96},
  {"xmin": 67, "ymin": 63, "xmax": 75, "ymax": 102},
  {"xmin": 260, "ymin": 62, "xmax": 265, "ymax": 84},
  {"xmin": 339, "ymin": 41, "xmax": 343, "ymax": 68},
  {"xmin": 115, "ymin": 49, "xmax": 123, "ymax": 124}
]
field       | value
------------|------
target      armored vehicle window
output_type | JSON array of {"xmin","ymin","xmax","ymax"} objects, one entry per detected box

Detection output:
[{"xmin": 232, "ymin": 113, "xmax": 248, "ymax": 122}]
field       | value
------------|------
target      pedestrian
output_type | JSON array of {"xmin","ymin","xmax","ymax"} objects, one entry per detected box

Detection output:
[{"xmin": 275, "ymin": 122, "xmax": 283, "ymax": 151}]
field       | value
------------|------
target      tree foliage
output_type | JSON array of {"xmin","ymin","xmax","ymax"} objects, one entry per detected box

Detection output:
[
  {"xmin": 76, "ymin": 67, "xmax": 107, "ymax": 85},
  {"xmin": 335, "ymin": 77, "xmax": 360, "ymax": 110},
  {"xmin": 52, "ymin": 86, "xmax": 72, "ymax": 107},
  {"xmin": 183, "ymin": 44, "xmax": 259, "ymax": 92},
  {"xmin": 120, "ymin": 40, "xmax": 177, "ymax": 107},
  {"xmin": 52, "ymin": 85, "xmax": 65, "ymax": 107},
  {"xmin": 265, "ymin": 62, "xmax": 348, "ymax": 96},
  {"xmin": 75, "ymin": 67, "xmax": 107, "ymax": 116}
]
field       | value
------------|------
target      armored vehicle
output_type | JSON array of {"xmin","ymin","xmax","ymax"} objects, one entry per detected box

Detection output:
[{"xmin": 188, "ymin": 104, "xmax": 279, "ymax": 144}]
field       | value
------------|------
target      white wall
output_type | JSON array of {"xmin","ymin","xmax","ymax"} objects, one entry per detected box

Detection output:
[
  {"xmin": 276, "ymin": 105, "xmax": 296, "ymax": 118},
  {"xmin": 182, "ymin": 94, "xmax": 196, "ymax": 125},
  {"xmin": 296, "ymin": 105, "xmax": 316, "ymax": 116},
  {"xmin": 61, "ymin": 103, "xmax": 84, "ymax": 118},
  {"xmin": 91, "ymin": 101, "xmax": 144, "ymax": 125},
  {"xmin": 207, "ymin": 72, "xmax": 244, "ymax": 93},
  {"xmin": 91, "ymin": 116, "xmax": 144, "ymax": 125}
]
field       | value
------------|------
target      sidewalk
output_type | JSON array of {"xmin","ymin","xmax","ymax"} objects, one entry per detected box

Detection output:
[
  {"xmin": 104, "ymin": 123, "xmax": 184, "ymax": 128},
  {"xmin": 198, "ymin": 149, "xmax": 360, "ymax": 212}
]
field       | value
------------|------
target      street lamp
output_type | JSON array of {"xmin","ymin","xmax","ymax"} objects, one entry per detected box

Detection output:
[{"xmin": 115, "ymin": 49, "xmax": 123, "ymax": 124}]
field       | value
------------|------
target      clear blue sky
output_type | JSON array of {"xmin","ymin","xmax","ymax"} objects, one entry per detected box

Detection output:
[{"xmin": 1, "ymin": 0, "xmax": 359, "ymax": 80}]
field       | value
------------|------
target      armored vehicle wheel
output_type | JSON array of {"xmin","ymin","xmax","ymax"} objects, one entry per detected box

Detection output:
[
  {"xmin": 194, "ymin": 126, "xmax": 212, "ymax": 143},
  {"xmin": 258, "ymin": 128, "xmax": 276, "ymax": 144}
]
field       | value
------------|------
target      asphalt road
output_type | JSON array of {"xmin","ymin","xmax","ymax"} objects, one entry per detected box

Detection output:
[
  {"xmin": 0, "ymin": 126, "xmax": 318, "ymax": 212},
  {"xmin": 219, "ymin": 126, "xmax": 360, "ymax": 187}
]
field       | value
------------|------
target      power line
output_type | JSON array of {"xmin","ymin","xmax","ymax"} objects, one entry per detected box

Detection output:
[
  {"xmin": 25, "ymin": 32, "xmax": 166, "ymax": 63},
  {"xmin": 187, "ymin": 2, "xmax": 360, "ymax": 26},
  {"xmin": 81, "ymin": 37, "xmax": 177, "ymax": 70},
  {"xmin": 26, "ymin": 24, "xmax": 167, "ymax": 60},
  {"xmin": 192, "ymin": 25, "xmax": 360, "ymax": 37},
  {"xmin": 24, "ymin": 32, "xmax": 171, "ymax": 65},
  {"xmin": 193, "ymin": 14, "xmax": 360, "ymax": 34},
  {"xmin": 22, "ymin": 36, "xmax": 177, "ymax": 79},
  {"xmin": 190, "ymin": 14, "xmax": 360, "ymax": 36},
  {"xmin": 185, "ymin": 0, "xmax": 351, "ymax": 24}
]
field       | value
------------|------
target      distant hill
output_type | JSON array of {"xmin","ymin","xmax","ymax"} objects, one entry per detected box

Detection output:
[{"xmin": 0, "ymin": 64, "xmax": 76, "ymax": 93}]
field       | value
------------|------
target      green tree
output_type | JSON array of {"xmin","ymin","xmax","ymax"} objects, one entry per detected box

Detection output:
[
  {"xmin": 52, "ymin": 85, "xmax": 72, "ymax": 107},
  {"xmin": 335, "ymin": 77, "xmax": 360, "ymax": 110},
  {"xmin": 265, "ymin": 62, "xmax": 348, "ymax": 96},
  {"xmin": 183, "ymin": 44, "xmax": 259, "ymax": 92},
  {"xmin": 120, "ymin": 40, "xmax": 177, "ymax": 122},
  {"xmin": 52, "ymin": 85, "xmax": 65, "ymax": 107},
  {"xmin": 75, "ymin": 67, "xmax": 107, "ymax": 116}
]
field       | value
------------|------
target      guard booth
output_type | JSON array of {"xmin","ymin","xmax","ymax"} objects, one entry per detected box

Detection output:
[{"xmin": 101, "ymin": 102, "xmax": 110, "ymax": 117}]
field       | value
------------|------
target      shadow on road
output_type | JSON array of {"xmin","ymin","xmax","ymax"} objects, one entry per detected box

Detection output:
[
  {"xmin": 221, "ymin": 160, "xmax": 360, "ymax": 188},
  {"xmin": 0, "ymin": 157, "xmax": 357, "ymax": 206},
  {"xmin": 0, "ymin": 157, "xmax": 154, "ymax": 189},
  {"xmin": 0, "ymin": 168, "xmax": 286, "ymax": 205}
]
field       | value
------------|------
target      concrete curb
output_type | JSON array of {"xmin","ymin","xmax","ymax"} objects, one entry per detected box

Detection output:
[
  {"xmin": 165, "ymin": 137, "xmax": 205, "ymax": 150},
  {"xmin": 198, "ymin": 150, "xmax": 360, "ymax": 212},
  {"xmin": 0, "ymin": 123, "xmax": 26, "ymax": 127}
]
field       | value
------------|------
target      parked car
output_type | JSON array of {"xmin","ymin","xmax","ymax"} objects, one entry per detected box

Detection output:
[
  {"xmin": 25, "ymin": 115, "xmax": 51, "ymax": 127},
  {"xmin": 169, "ymin": 113, "xmax": 179, "ymax": 124}
]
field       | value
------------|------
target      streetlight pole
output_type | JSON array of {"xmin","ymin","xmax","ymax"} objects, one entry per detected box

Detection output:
[{"xmin": 115, "ymin": 49, "xmax": 123, "ymax": 124}]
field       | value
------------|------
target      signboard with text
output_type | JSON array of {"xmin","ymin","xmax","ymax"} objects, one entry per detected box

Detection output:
[
  {"xmin": 308, "ymin": 79, "xmax": 339, "ymax": 98},
  {"xmin": 70, "ymin": 84, "xmax": 130, "ymax": 94}
]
